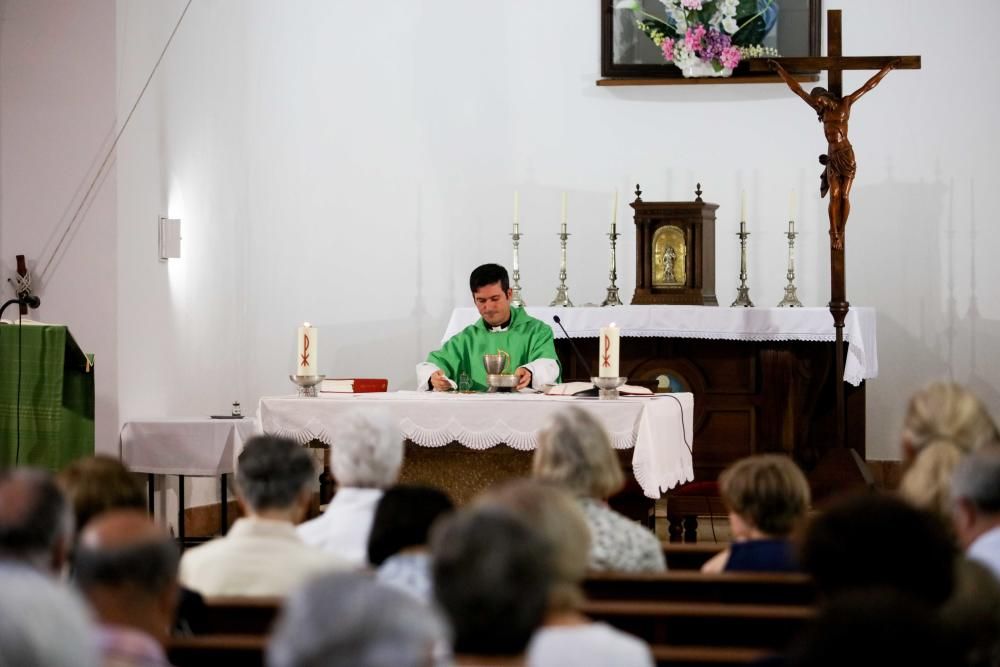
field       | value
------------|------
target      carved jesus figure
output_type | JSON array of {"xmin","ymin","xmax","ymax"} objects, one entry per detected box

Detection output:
[{"xmin": 770, "ymin": 59, "xmax": 897, "ymax": 249}]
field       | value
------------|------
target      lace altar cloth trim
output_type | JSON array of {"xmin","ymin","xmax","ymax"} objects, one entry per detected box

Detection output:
[
  {"xmin": 442, "ymin": 305, "xmax": 877, "ymax": 386},
  {"xmin": 258, "ymin": 392, "xmax": 694, "ymax": 498}
]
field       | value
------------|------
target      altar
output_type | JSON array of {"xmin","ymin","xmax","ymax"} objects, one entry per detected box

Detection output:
[
  {"xmin": 258, "ymin": 391, "xmax": 693, "ymax": 507},
  {"xmin": 445, "ymin": 305, "xmax": 877, "ymax": 485}
]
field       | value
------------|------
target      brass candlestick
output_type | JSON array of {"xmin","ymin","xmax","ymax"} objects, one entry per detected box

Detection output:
[
  {"xmin": 731, "ymin": 220, "xmax": 754, "ymax": 307},
  {"xmin": 549, "ymin": 226, "xmax": 573, "ymax": 307},
  {"xmin": 510, "ymin": 226, "xmax": 525, "ymax": 308},
  {"xmin": 601, "ymin": 228, "xmax": 623, "ymax": 307},
  {"xmin": 777, "ymin": 221, "xmax": 803, "ymax": 307}
]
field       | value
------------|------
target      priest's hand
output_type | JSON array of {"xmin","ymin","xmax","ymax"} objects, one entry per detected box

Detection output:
[
  {"xmin": 430, "ymin": 370, "xmax": 453, "ymax": 391},
  {"xmin": 515, "ymin": 367, "xmax": 532, "ymax": 390}
]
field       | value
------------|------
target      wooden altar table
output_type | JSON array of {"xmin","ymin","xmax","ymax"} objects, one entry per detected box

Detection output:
[{"xmin": 258, "ymin": 392, "xmax": 694, "ymax": 506}]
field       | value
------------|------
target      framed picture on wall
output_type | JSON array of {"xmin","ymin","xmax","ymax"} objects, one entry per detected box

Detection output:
[{"xmin": 601, "ymin": 0, "xmax": 821, "ymax": 79}]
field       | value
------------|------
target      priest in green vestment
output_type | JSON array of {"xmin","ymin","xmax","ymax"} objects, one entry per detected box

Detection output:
[{"xmin": 417, "ymin": 264, "xmax": 560, "ymax": 392}]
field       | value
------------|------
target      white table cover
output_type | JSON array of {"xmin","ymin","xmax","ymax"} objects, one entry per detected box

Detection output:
[
  {"xmin": 443, "ymin": 305, "xmax": 877, "ymax": 386},
  {"xmin": 119, "ymin": 418, "xmax": 260, "ymax": 476},
  {"xmin": 258, "ymin": 392, "xmax": 694, "ymax": 499}
]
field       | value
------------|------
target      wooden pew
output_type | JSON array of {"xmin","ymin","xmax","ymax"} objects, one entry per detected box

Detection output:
[
  {"xmin": 650, "ymin": 644, "xmax": 771, "ymax": 667},
  {"xmin": 194, "ymin": 596, "xmax": 283, "ymax": 635},
  {"xmin": 662, "ymin": 542, "xmax": 726, "ymax": 570},
  {"xmin": 580, "ymin": 599, "xmax": 815, "ymax": 649},
  {"xmin": 583, "ymin": 571, "xmax": 816, "ymax": 605},
  {"xmin": 167, "ymin": 635, "xmax": 267, "ymax": 667}
]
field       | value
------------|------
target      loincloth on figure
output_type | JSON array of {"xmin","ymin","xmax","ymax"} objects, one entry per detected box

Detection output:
[{"xmin": 827, "ymin": 144, "xmax": 857, "ymax": 180}]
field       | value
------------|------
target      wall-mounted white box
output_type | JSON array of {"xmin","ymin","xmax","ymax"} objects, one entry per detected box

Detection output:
[{"xmin": 159, "ymin": 217, "xmax": 181, "ymax": 260}]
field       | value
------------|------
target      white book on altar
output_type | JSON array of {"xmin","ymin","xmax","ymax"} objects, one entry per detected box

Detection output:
[{"xmin": 544, "ymin": 382, "xmax": 653, "ymax": 396}]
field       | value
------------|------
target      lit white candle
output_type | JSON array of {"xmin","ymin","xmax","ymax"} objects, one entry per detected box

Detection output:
[
  {"xmin": 611, "ymin": 190, "xmax": 618, "ymax": 234},
  {"xmin": 513, "ymin": 190, "xmax": 520, "ymax": 235},
  {"xmin": 297, "ymin": 322, "xmax": 318, "ymax": 376},
  {"xmin": 599, "ymin": 323, "xmax": 620, "ymax": 378}
]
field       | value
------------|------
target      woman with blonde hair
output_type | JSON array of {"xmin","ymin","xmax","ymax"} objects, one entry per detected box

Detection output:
[
  {"xmin": 532, "ymin": 407, "xmax": 665, "ymax": 572},
  {"xmin": 898, "ymin": 381, "xmax": 999, "ymax": 517},
  {"xmin": 701, "ymin": 454, "xmax": 810, "ymax": 573}
]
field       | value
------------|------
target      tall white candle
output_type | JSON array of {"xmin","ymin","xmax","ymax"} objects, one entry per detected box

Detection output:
[
  {"xmin": 513, "ymin": 190, "xmax": 520, "ymax": 235},
  {"xmin": 560, "ymin": 192, "xmax": 567, "ymax": 233},
  {"xmin": 599, "ymin": 323, "xmax": 620, "ymax": 378},
  {"xmin": 740, "ymin": 191, "xmax": 747, "ymax": 222},
  {"xmin": 297, "ymin": 322, "xmax": 318, "ymax": 376},
  {"xmin": 788, "ymin": 190, "xmax": 797, "ymax": 221},
  {"xmin": 611, "ymin": 190, "xmax": 618, "ymax": 234}
]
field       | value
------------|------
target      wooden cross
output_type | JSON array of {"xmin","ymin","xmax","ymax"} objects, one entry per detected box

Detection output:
[{"xmin": 750, "ymin": 10, "xmax": 920, "ymax": 494}]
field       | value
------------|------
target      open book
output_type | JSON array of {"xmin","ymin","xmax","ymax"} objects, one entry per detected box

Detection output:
[{"xmin": 544, "ymin": 382, "xmax": 653, "ymax": 396}]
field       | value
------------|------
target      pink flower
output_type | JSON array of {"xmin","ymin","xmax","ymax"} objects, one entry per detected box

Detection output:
[
  {"xmin": 681, "ymin": 0, "xmax": 703, "ymax": 8},
  {"xmin": 661, "ymin": 38, "xmax": 675, "ymax": 62},
  {"xmin": 684, "ymin": 25, "xmax": 706, "ymax": 52},
  {"xmin": 720, "ymin": 45, "xmax": 741, "ymax": 69}
]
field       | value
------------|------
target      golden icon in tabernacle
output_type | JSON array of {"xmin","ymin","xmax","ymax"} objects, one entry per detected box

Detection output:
[{"xmin": 652, "ymin": 225, "xmax": 687, "ymax": 287}]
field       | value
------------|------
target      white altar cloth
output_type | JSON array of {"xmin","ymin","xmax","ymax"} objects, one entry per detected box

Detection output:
[
  {"xmin": 442, "ymin": 305, "xmax": 877, "ymax": 386},
  {"xmin": 258, "ymin": 392, "xmax": 694, "ymax": 499},
  {"xmin": 120, "ymin": 418, "xmax": 260, "ymax": 476}
]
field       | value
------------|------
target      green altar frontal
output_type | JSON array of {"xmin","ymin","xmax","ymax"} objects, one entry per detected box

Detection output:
[{"xmin": 0, "ymin": 324, "xmax": 95, "ymax": 469}]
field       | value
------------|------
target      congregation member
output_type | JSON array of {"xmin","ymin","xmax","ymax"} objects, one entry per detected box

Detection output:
[
  {"xmin": 0, "ymin": 564, "xmax": 100, "ymax": 667},
  {"xmin": 180, "ymin": 435, "xmax": 349, "ymax": 596},
  {"xmin": 951, "ymin": 446, "xmax": 1000, "ymax": 581},
  {"xmin": 533, "ymin": 407, "xmax": 665, "ymax": 572},
  {"xmin": 0, "ymin": 467, "xmax": 74, "ymax": 575},
  {"xmin": 432, "ymin": 507, "xmax": 553, "ymax": 666},
  {"xmin": 367, "ymin": 484, "xmax": 454, "ymax": 604},
  {"xmin": 417, "ymin": 263, "xmax": 560, "ymax": 392},
  {"xmin": 298, "ymin": 410, "xmax": 403, "ymax": 566},
  {"xmin": 701, "ymin": 454, "xmax": 810, "ymax": 573},
  {"xmin": 268, "ymin": 571, "xmax": 447, "ymax": 667},
  {"xmin": 479, "ymin": 479, "xmax": 654, "ymax": 667},
  {"xmin": 898, "ymin": 381, "xmax": 999, "ymax": 517},
  {"xmin": 75, "ymin": 510, "xmax": 180, "ymax": 667},
  {"xmin": 57, "ymin": 454, "xmax": 146, "ymax": 543}
]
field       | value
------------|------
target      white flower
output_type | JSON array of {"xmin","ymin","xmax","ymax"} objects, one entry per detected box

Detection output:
[{"xmin": 722, "ymin": 17, "xmax": 738, "ymax": 34}]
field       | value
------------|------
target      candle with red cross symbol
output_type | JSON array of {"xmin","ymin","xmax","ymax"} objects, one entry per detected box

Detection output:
[
  {"xmin": 297, "ymin": 322, "xmax": 318, "ymax": 376},
  {"xmin": 599, "ymin": 323, "xmax": 620, "ymax": 378}
]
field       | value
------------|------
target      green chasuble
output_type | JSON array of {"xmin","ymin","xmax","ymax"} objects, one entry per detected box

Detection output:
[{"xmin": 427, "ymin": 307, "xmax": 561, "ymax": 392}]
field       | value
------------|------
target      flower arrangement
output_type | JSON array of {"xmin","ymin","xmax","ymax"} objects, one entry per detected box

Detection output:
[{"xmin": 617, "ymin": 0, "xmax": 780, "ymax": 78}]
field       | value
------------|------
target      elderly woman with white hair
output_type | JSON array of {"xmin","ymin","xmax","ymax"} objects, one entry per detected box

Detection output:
[
  {"xmin": 298, "ymin": 410, "xmax": 404, "ymax": 567},
  {"xmin": 533, "ymin": 407, "xmax": 665, "ymax": 573}
]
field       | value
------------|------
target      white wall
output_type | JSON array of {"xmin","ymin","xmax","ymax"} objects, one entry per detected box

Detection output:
[{"xmin": 4, "ymin": 1, "xmax": 1000, "ymax": 514}]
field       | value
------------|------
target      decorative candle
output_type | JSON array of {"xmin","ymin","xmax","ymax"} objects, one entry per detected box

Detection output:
[
  {"xmin": 740, "ymin": 191, "xmax": 747, "ymax": 222},
  {"xmin": 297, "ymin": 322, "xmax": 318, "ymax": 377},
  {"xmin": 560, "ymin": 192, "xmax": 568, "ymax": 233},
  {"xmin": 611, "ymin": 190, "xmax": 618, "ymax": 234},
  {"xmin": 513, "ymin": 190, "xmax": 520, "ymax": 235},
  {"xmin": 599, "ymin": 322, "xmax": 620, "ymax": 378},
  {"xmin": 788, "ymin": 190, "xmax": 797, "ymax": 221}
]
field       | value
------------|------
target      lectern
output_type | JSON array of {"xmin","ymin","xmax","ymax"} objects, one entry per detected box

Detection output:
[{"xmin": 0, "ymin": 324, "xmax": 94, "ymax": 469}]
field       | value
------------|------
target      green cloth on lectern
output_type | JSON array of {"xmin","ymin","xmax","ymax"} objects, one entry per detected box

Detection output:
[
  {"xmin": 427, "ymin": 307, "xmax": 560, "ymax": 392},
  {"xmin": 0, "ymin": 325, "xmax": 95, "ymax": 470}
]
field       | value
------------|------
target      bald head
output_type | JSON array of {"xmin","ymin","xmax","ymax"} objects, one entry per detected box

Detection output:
[
  {"xmin": 75, "ymin": 510, "xmax": 178, "ymax": 596},
  {"xmin": 0, "ymin": 468, "xmax": 72, "ymax": 573}
]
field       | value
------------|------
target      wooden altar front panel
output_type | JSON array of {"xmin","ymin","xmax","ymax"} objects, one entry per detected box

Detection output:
[{"xmin": 556, "ymin": 337, "xmax": 865, "ymax": 485}]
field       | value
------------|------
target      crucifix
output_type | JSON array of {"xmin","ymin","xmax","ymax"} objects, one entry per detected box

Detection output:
[
  {"xmin": 750, "ymin": 10, "xmax": 920, "ymax": 491},
  {"xmin": 12, "ymin": 255, "xmax": 32, "ymax": 316}
]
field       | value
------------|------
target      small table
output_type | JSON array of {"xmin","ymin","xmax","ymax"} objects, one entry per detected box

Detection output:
[{"xmin": 119, "ymin": 418, "xmax": 259, "ymax": 545}]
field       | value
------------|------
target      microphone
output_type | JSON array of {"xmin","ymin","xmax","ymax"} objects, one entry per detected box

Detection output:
[
  {"xmin": 552, "ymin": 315, "xmax": 593, "ymax": 380},
  {"xmin": 21, "ymin": 294, "xmax": 40, "ymax": 309}
]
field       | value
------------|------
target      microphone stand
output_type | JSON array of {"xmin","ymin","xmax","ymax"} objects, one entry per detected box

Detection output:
[
  {"xmin": 0, "ymin": 295, "xmax": 40, "ymax": 321},
  {"xmin": 552, "ymin": 316, "xmax": 597, "ymax": 393}
]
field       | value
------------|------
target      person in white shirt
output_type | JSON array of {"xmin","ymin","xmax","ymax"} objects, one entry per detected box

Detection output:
[
  {"xmin": 179, "ymin": 435, "xmax": 349, "ymax": 596},
  {"xmin": 951, "ymin": 445, "xmax": 1000, "ymax": 581},
  {"xmin": 297, "ymin": 410, "xmax": 403, "ymax": 566},
  {"xmin": 478, "ymin": 479, "xmax": 654, "ymax": 667}
]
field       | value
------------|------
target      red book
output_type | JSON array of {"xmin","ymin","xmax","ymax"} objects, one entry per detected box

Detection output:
[{"xmin": 320, "ymin": 378, "xmax": 388, "ymax": 394}]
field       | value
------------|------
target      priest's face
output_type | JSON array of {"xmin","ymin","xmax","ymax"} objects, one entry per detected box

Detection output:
[{"xmin": 473, "ymin": 281, "xmax": 513, "ymax": 327}]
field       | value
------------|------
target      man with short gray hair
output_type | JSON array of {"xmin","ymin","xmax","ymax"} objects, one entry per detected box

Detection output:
[
  {"xmin": 952, "ymin": 446, "xmax": 1000, "ymax": 581},
  {"xmin": 0, "ymin": 467, "xmax": 74, "ymax": 575},
  {"xmin": 298, "ymin": 410, "xmax": 404, "ymax": 566},
  {"xmin": 268, "ymin": 572, "xmax": 447, "ymax": 667},
  {"xmin": 180, "ymin": 434, "xmax": 349, "ymax": 595}
]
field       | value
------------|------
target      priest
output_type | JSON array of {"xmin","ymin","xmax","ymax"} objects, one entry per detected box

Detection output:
[{"xmin": 417, "ymin": 264, "xmax": 560, "ymax": 392}]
